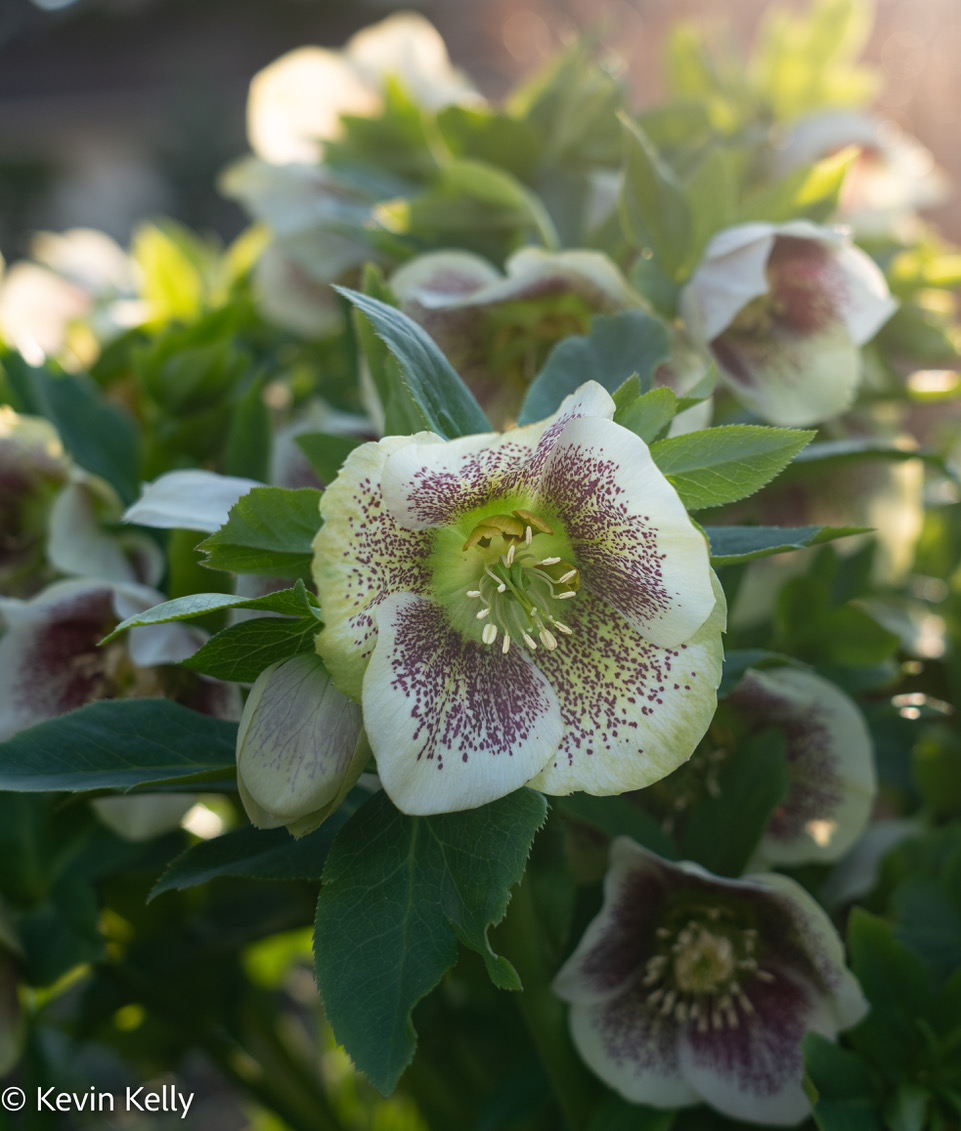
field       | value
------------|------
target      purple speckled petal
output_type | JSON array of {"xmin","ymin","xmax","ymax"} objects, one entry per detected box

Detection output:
[
  {"xmin": 569, "ymin": 987, "xmax": 696, "ymax": 1109},
  {"xmin": 529, "ymin": 582, "xmax": 724, "ymax": 797},
  {"xmin": 529, "ymin": 414, "xmax": 716, "ymax": 647},
  {"xmin": 362, "ymin": 592, "xmax": 563, "ymax": 814},
  {"xmin": 314, "ymin": 435, "xmax": 438, "ymax": 700},
  {"xmin": 379, "ymin": 383, "xmax": 616, "ymax": 530},
  {"xmin": 554, "ymin": 838, "xmax": 673, "ymax": 1006},
  {"xmin": 729, "ymin": 667, "xmax": 876, "ymax": 865},
  {"xmin": 678, "ymin": 968, "xmax": 825, "ymax": 1125}
]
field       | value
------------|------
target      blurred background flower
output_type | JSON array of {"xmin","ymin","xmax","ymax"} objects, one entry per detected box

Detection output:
[{"xmin": 1, "ymin": 0, "xmax": 960, "ymax": 260}]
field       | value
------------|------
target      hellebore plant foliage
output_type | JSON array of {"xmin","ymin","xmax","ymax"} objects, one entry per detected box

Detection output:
[{"xmin": 0, "ymin": 1, "xmax": 960, "ymax": 1129}]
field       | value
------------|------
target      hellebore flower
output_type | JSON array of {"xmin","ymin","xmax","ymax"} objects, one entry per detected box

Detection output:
[
  {"xmin": 679, "ymin": 220, "xmax": 897, "ymax": 427},
  {"xmin": 236, "ymin": 653, "xmax": 366, "ymax": 837},
  {"xmin": 0, "ymin": 408, "xmax": 160, "ymax": 597},
  {"xmin": 0, "ymin": 578, "xmax": 239, "ymax": 740},
  {"xmin": 0, "ymin": 229, "xmax": 142, "ymax": 367},
  {"xmin": 768, "ymin": 110, "xmax": 949, "ymax": 240},
  {"xmin": 246, "ymin": 12, "xmax": 478, "ymax": 165},
  {"xmin": 312, "ymin": 382, "xmax": 724, "ymax": 816},
  {"xmin": 553, "ymin": 838, "xmax": 867, "ymax": 1125},
  {"xmin": 726, "ymin": 666, "xmax": 876, "ymax": 866},
  {"xmin": 389, "ymin": 247, "xmax": 644, "ymax": 426}
]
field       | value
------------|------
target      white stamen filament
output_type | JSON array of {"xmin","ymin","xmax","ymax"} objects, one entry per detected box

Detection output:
[
  {"xmin": 558, "ymin": 570, "xmax": 577, "ymax": 583},
  {"xmin": 540, "ymin": 556, "xmax": 561, "ymax": 566},
  {"xmin": 466, "ymin": 590, "xmax": 482, "ymax": 599},
  {"xmin": 476, "ymin": 607, "xmax": 491, "ymax": 620},
  {"xmin": 482, "ymin": 622, "xmax": 498, "ymax": 645},
  {"xmin": 525, "ymin": 526, "xmax": 532, "ymax": 546},
  {"xmin": 501, "ymin": 633, "xmax": 511, "ymax": 654},
  {"xmin": 522, "ymin": 633, "xmax": 538, "ymax": 650},
  {"xmin": 557, "ymin": 591, "xmax": 576, "ymax": 599},
  {"xmin": 505, "ymin": 544, "xmax": 516, "ymax": 566}
]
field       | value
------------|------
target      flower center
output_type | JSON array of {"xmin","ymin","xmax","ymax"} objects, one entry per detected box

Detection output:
[
  {"xmin": 461, "ymin": 509, "xmax": 579, "ymax": 654},
  {"xmin": 642, "ymin": 909, "xmax": 776, "ymax": 1030}
]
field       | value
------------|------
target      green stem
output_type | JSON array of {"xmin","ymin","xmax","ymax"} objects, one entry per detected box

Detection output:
[{"xmin": 497, "ymin": 873, "xmax": 600, "ymax": 1130}]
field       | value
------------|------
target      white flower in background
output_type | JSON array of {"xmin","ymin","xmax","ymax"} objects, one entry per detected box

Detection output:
[
  {"xmin": 727, "ymin": 666, "xmax": 876, "ymax": 866},
  {"xmin": 219, "ymin": 157, "xmax": 381, "ymax": 338},
  {"xmin": 0, "ymin": 408, "xmax": 161, "ymax": 597},
  {"xmin": 236, "ymin": 653, "xmax": 366, "ymax": 837},
  {"xmin": 247, "ymin": 11, "xmax": 479, "ymax": 165},
  {"xmin": 652, "ymin": 327, "xmax": 715, "ymax": 436},
  {"xmin": 0, "ymin": 229, "xmax": 144, "ymax": 367},
  {"xmin": 313, "ymin": 382, "xmax": 724, "ymax": 816},
  {"xmin": 553, "ymin": 838, "xmax": 867, "ymax": 1125},
  {"xmin": 390, "ymin": 247, "xmax": 645, "ymax": 426},
  {"xmin": 0, "ymin": 578, "xmax": 239, "ymax": 741},
  {"xmin": 769, "ymin": 110, "xmax": 950, "ymax": 240},
  {"xmin": 679, "ymin": 220, "xmax": 897, "ymax": 427}
]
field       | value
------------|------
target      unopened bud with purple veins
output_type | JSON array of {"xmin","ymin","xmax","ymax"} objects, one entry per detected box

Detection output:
[{"xmin": 236, "ymin": 653, "xmax": 366, "ymax": 837}]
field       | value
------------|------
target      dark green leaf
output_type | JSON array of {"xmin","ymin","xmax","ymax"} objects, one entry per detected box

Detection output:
[
  {"xmin": 314, "ymin": 789, "xmax": 547, "ymax": 1094},
  {"xmin": 151, "ymin": 795, "xmax": 364, "ymax": 897},
  {"xmin": 803, "ymin": 1033, "xmax": 882, "ymax": 1131},
  {"xmin": 104, "ymin": 580, "xmax": 317, "ymax": 641},
  {"xmin": 181, "ymin": 616, "xmax": 319, "ymax": 682},
  {"xmin": 335, "ymin": 286, "xmax": 492, "ymax": 441},
  {"xmin": 619, "ymin": 116, "xmax": 692, "ymax": 280},
  {"xmin": 295, "ymin": 432, "xmax": 366, "ymax": 487},
  {"xmin": 2, "ymin": 353, "xmax": 141, "ymax": 504},
  {"xmin": 518, "ymin": 310, "xmax": 671, "ymax": 425},
  {"xmin": 680, "ymin": 730, "xmax": 790, "ymax": 877},
  {"xmin": 0, "ymin": 699, "xmax": 236, "ymax": 792},
  {"xmin": 223, "ymin": 374, "xmax": 271, "ymax": 482},
  {"xmin": 706, "ymin": 524, "xmax": 866, "ymax": 565},
  {"xmin": 649, "ymin": 425, "xmax": 814, "ymax": 510},
  {"xmin": 197, "ymin": 486, "xmax": 322, "ymax": 577},
  {"xmin": 556, "ymin": 794, "xmax": 676, "ymax": 859}
]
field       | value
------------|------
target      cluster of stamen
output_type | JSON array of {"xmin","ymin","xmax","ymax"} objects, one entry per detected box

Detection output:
[
  {"xmin": 462, "ymin": 509, "xmax": 579, "ymax": 654},
  {"xmin": 641, "ymin": 907, "xmax": 775, "ymax": 1031}
]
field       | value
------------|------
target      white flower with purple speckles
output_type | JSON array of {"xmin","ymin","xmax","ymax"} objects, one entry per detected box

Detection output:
[
  {"xmin": 679, "ymin": 220, "xmax": 897, "ymax": 427},
  {"xmin": 553, "ymin": 838, "xmax": 867, "ymax": 1125},
  {"xmin": 312, "ymin": 382, "xmax": 724, "ymax": 816},
  {"xmin": 727, "ymin": 666, "xmax": 877, "ymax": 866},
  {"xmin": 0, "ymin": 578, "xmax": 239, "ymax": 740}
]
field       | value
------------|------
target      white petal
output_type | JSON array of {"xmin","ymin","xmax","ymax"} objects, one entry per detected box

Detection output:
[
  {"xmin": 123, "ymin": 470, "xmax": 261, "ymax": 532},
  {"xmin": 362, "ymin": 592, "xmax": 562, "ymax": 814},
  {"xmin": 731, "ymin": 667, "xmax": 876, "ymax": 866},
  {"xmin": 680, "ymin": 226, "xmax": 776, "ymax": 343},
  {"xmin": 530, "ymin": 582, "xmax": 724, "ymax": 796},
  {"xmin": 380, "ymin": 382, "xmax": 616, "ymax": 530},
  {"xmin": 246, "ymin": 48, "xmax": 378, "ymax": 164}
]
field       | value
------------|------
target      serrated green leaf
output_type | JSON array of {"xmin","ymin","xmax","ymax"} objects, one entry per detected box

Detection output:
[
  {"xmin": 104, "ymin": 580, "xmax": 317, "ymax": 642},
  {"xmin": 197, "ymin": 486, "xmax": 322, "ymax": 577},
  {"xmin": 151, "ymin": 794, "xmax": 364, "ymax": 898},
  {"xmin": 294, "ymin": 432, "xmax": 366, "ymax": 487},
  {"xmin": 314, "ymin": 789, "xmax": 547, "ymax": 1094},
  {"xmin": 706, "ymin": 524, "xmax": 866, "ymax": 565},
  {"xmin": 0, "ymin": 699, "xmax": 236, "ymax": 792},
  {"xmin": 335, "ymin": 286, "xmax": 492, "ymax": 441},
  {"xmin": 518, "ymin": 310, "xmax": 671, "ymax": 425},
  {"xmin": 650, "ymin": 425, "xmax": 814, "ymax": 510},
  {"xmin": 181, "ymin": 615, "xmax": 320, "ymax": 682},
  {"xmin": 613, "ymin": 386, "xmax": 678, "ymax": 444}
]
